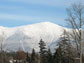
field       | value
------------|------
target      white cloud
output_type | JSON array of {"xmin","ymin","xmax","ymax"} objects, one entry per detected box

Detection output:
[
  {"xmin": 0, "ymin": 13, "xmax": 64, "ymax": 23},
  {"xmin": 0, "ymin": 13, "xmax": 49, "ymax": 21},
  {"xmin": 0, "ymin": 13, "xmax": 37, "ymax": 21}
]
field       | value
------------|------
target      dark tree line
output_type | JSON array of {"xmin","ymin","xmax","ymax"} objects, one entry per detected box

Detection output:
[{"xmin": 0, "ymin": 32, "xmax": 84, "ymax": 63}]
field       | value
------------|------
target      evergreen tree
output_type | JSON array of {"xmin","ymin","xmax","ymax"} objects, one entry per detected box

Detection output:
[
  {"xmin": 57, "ymin": 30, "xmax": 75, "ymax": 63},
  {"xmin": 39, "ymin": 39, "xmax": 47, "ymax": 63},
  {"xmin": 47, "ymin": 48, "xmax": 53, "ymax": 63},
  {"xmin": 39, "ymin": 39, "xmax": 46, "ymax": 54},
  {"xmin": 26, "ymin": 52, "xmax": 31, "ymax": 63},
  {"xmin": 31, "ymin": 48, "xmax": 36, "ymax": 63},
  {"xmin": 53, "ymin": 46, "xmax": 63, "ymax": 63}
]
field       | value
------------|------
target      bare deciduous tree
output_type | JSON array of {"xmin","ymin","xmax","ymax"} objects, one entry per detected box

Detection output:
[{"xmin": 66, "ymin": 3, "xmax": 84, "ymax": 63}]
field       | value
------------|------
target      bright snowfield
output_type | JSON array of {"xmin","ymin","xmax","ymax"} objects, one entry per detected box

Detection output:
[{"xmin": 0, "ymin": 22, "xmax": 71, "ymax": 52}]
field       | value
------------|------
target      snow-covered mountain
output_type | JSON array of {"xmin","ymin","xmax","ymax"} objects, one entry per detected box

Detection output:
[{"xmin": 0, "ymin": 22, "xmax": 71, "ymax": 52}]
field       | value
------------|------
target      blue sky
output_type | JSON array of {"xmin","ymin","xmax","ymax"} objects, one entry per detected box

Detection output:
[{"xmin": 0, "ymin": 0, "xmax": 83, "ymax": 27}]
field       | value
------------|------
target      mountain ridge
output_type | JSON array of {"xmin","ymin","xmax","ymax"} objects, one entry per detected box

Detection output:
[{"xmin": 0, "ymin": 22, "xmax": 71, "ymax": 52}]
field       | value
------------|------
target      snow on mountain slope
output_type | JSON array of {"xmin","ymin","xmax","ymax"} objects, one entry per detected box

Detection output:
[{"xmin": 0, "ymin": 22, "xmax": 71, "ymax": 52}]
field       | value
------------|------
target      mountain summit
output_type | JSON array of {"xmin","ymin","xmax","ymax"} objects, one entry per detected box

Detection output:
[{"xmin": 0, "ymin": 22, "xmax": 70, "ymax": 52}]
